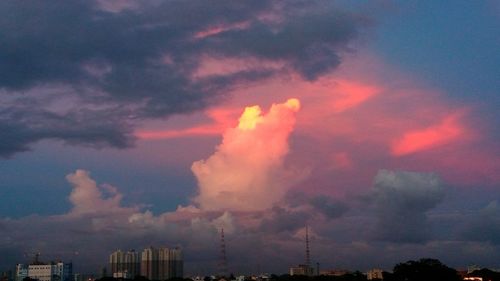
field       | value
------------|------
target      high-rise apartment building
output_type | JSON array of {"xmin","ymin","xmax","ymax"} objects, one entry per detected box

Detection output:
[
  {"xmin": 109, "ymin": 250, "xmax": 140, "ymax": 278},
  {"xmin": 157, "ymin": 248, "xmax": 183, "ymax": 280},
  {"xmin": 110, "ymin": 246, "xmax": 182, "ymax": 280},
  {"xmin": 140, "ymin": 247, "xmax": 158, "ymax": 280}
]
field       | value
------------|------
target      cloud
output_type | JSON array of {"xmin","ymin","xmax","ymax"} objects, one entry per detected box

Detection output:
[
  {"xmin": 461, "ymin": 201, "xmax": 500, "ymax": 245},
  {"xmin": 370, "ymin": 170, "xmax": 445, "ymax": 243},
  {"xmin": 66, "ymin": 169, "xmax": 135, "ymax": 216},
  {"xmin": 0, "ymin": 1, "xmax": 366, "ymax": 158},
  {"xmin": 309, "ymin": 195, "xmax": 349, "ymax": 219},
  {"xmin": 392, "ymin": 114, "xmax": 464, "ymax": 156},
  {"xmin": 259, "ymin": 207, "xmax": 311, "ymax": 234},
  {"xmin": 191, "ymin": 99, "xmax": 303, "ymax": 211}
]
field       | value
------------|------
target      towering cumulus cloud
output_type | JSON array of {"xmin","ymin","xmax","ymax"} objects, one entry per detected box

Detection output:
[{"xmin": 192, "ymin": 99, "xmax": 301, "ymax": 211}]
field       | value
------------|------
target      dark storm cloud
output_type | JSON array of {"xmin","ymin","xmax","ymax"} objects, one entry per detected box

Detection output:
[
  {"xmin": 0, "ymin": 103, "xmax": 134, "ymax": 158},
  {"xmin": 309, "ymin": 195, "xmax": 349, "ymax": 219},
  {"xmin": 0, "ymin": 0, "xmax": 366, "ymax": 157},
  {"xmin": 284, "ymin": 191, "xmax": 349, "ymax": 219},
  {"xmin": 259, "ymin": 206, "xmax": 311, "ymax": 233},
  {"xmin": 369, "ymin": 170, "xmax": 445, "ymax": 243},
  {"xmin": 461, "ymin": 201, "xmax": 500, "ymax": 244}
]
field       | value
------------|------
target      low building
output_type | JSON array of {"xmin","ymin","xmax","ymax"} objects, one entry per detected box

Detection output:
[
  {"xmin": 16, "ymin": 262, "xmax": 72, "ymax": 281},
  {"xmin": 28, "ymin": 262, "xmax": 73, "ymax": 281},
  {"xmin": 367, "ymin": 269, "xmax": 383, "ymax": 280},
  {"xmin": 112, "ymin": 272, "xmax": 132, "ymax": 279},
  {"xmin": 289, "ymin": 265, "xmax": 314, "ymax": 276}
]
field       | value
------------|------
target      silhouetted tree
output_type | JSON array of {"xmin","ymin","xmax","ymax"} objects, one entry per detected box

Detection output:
[
  {"xmin": 133, "ymin": 276, "xmax": 149, "ymax": 281},
  {"xmin": 469, "ymin": 268, "xmax": 500, "ymax": 281},
  {"xmin": 392, "ymin": 258, "xmax": 460, "ymax": 281},
  {"xmin": 95, "ymin": 277, "xmax": 119, "ymax": 281}
]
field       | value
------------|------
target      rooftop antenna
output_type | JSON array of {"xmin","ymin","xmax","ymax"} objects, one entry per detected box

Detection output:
[{"xmin": 218, "ymin": 227, "xmax": 228, "ymax": 277}]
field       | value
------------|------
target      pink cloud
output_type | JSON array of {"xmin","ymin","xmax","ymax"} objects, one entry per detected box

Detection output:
[
  {"xmin": 331, "ymin": 80, "xmax": 381, "ymax": 113},
  {"xmin": 391, "ymin": 113, "xmax": 464, "ymax": 156},
  {"xmin": 193, "ymin": 21, "xmax": 251, "ymax": 39}
]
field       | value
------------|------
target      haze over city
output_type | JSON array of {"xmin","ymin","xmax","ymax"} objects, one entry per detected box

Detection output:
[{"xmin": 0, "ymin": 0, "xmax": 499, "ymax": 276}]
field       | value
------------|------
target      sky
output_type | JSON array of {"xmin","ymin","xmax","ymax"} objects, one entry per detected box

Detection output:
[{"xmin": 1, "ymin": 0, "xmax": 499, "ymax": 275}]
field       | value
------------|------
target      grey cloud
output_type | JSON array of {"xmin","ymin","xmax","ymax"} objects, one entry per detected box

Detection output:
[
  {"xmin": 0, "ymin": 104, "xmax": 134, "ymax": 158},
  {"xmin": 309, "ymin": 195, "xmax": 349, "ymax": 219},
  {"xmin": 461, "ymin": 201, "xmax": 500, "ymax": 244},
  {"xmin": 370, "ymin": 170, "xmax": 445, "ymax": 243},
  {"xmin": 284, "ymin": 191, "xmax": 349, "ymax": 219},
  {"xmin": 0, "ymin": 0, "xmax": 366, "ymax": 157},
  {"xmin": 259, "ymin": 206, "xmax": 311, "ymax": 234}
]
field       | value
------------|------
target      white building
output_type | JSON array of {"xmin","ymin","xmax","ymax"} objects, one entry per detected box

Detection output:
[
  {"xmin": 29, "ymin": 262, "xmax": 72, "ymax": 281},
  {"xmin": 16, "ymin": 262, "xmax": 72, "ymax": 281}
]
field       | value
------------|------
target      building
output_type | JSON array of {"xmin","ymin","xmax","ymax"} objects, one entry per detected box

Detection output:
[
  {"xmin": 16, "ymin": 262, "xmax": 72, "ymax": 281},
  {"xmin": 15, "ymin": 265, "xmax": 28, "ymax": 281},
  {"xmin": 141, "ymin": 247, "xmax": 183, "ymax": 280},
  {"xmin": 367, "ymin": 269, "xmax": 384, "ymax": 280},
  {"xmin": 289, "ymin": 265, "xmax": 314, "ymax": 276},
  {"xmin": 109, "ymin": 246, "xmax": 183, "ymax": 280},
  {"xmin": 157, "ymin": 247, "xmax": 183, "ymax": 280},
  {"xmin": 141, "ymin": 247, "xmax": 158, "ymax": 280},
  {"xmin": 112, "ymin": 272, "xmax": 132, "ymax": 279},
  {"xmin": 109, "ymin": 250, "xmax": 140, "ymax": 278},
  {"xmin": 29, "ymin": 262, "xmax": 73, "ymax": 281}
]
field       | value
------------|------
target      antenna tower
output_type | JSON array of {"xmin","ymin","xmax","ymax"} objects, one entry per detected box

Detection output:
[
  {"xmin": 218, "ymin": 227, "xmax": 228, "ymax": 277},
  {"xmin": 305, "ymin": 226, "xmax": 310, "ymax": 266}
]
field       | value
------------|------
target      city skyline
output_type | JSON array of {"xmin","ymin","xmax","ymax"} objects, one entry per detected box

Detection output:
[{"xmin": 1, "ymin": 0, "xmax": 499, "ymax": 275}]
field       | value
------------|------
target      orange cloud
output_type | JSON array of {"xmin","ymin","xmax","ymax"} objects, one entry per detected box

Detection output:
[
  {"xmin": 191, "ymin": 98, "xmax": 303, "ymax": 211},
  {"xmin": 391, "ymin": 114, "xmax": 464, "ymax": 156}
]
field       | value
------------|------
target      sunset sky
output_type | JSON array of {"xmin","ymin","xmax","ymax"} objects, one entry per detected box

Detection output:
[{"xmin": 1, "ymin": 0, "xmax": 499, "ymax": 275}]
